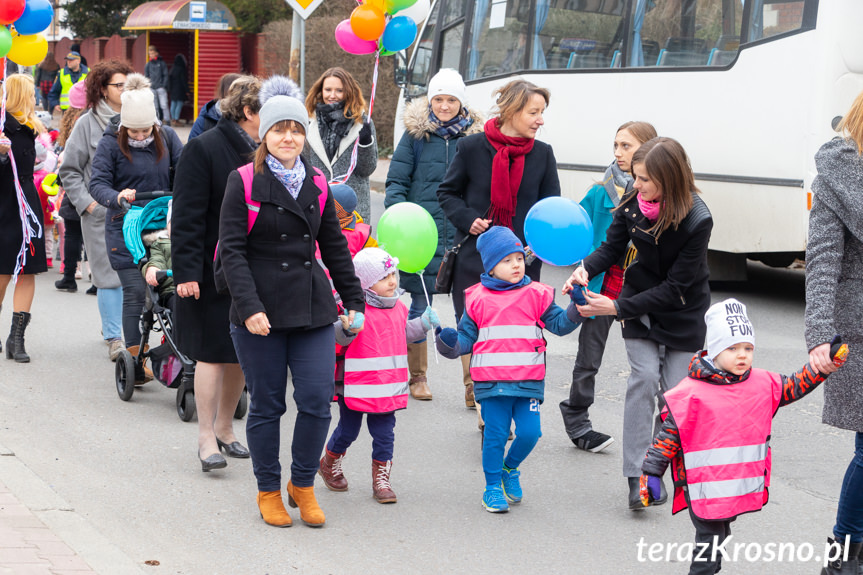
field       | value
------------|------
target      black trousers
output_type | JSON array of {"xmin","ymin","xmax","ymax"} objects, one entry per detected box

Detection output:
[
  {"xmin": 688, "ymin": 505, "xmax": 733, "ymax": 575},
  {"xmin": 61, "ymin": 218, "xmax": 83, "ymax": 280}
]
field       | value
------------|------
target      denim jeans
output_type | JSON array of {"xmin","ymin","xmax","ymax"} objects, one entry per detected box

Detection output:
[
  {"xmin": 408, "ymin": 292, "xmax": 432, "ymax": 343},
  {"xmin": 97, "ymin": 286, "xmax": 123, "ymax": 341},
  {"xmin": 170, "ymin": 99, "xmax": 183, "ymax": 121},
  {"xmin": 116, "ymin": 268, "xmax": 147, "ymax": 348},
  {"xmin": 834, "ymin": 431, "xmax": 863, "ymax": 543}
]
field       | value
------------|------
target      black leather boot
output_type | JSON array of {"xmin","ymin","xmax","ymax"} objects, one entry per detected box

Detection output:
[
  {"xmin": 821, "ymin": 537, "xmax": 862, "ymax": 575},
  {"xmin": 6, "ymin": 311, "xmax": 31, "ymax": 363},
  {"xmin": 628, "ymin": 477, "xmax": 644, "ymax": 510}
]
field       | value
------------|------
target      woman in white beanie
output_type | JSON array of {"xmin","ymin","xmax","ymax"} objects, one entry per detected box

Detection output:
[
  {"xmin": 385, "ymin": 68, "xmax": 484, "ymax": 404},
  {"xmin": 218, "ymin": 87, "xmax": 365, "ymax": 528},
  {"xmin": 89, "ymin": 73, "xmax": 183, "ymax": 378}
]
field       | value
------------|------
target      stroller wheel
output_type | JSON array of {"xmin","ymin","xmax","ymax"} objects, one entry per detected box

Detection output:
[
  {"xmin": 177, "ymin": 387, "xmax": 196, "ymax": 422},
  {"xmin": 234, "ymin": 388, "xmax": 248, "ymax": 420},
  {"xmin": 115, "ymin": 350, "xmax": 136, "ymax": 401}
]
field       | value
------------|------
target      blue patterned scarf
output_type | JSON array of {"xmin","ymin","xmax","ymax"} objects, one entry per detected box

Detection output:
[
  {"xmin": 428, "ymin": 106, "xmax": 473, "ymax": 140},
  {"xmin": 266, "ymin": 154, "xmax": 306, "ymax": 200}
]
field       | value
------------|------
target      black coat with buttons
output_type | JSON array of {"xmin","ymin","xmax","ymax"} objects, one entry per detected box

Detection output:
[
  {"xmin": 582, "ymin": 191, "xmax": 713, "ymax": 351},
  {"xmin": 218, "ymin": 157, "xmax": 364, "ymax": 329}
]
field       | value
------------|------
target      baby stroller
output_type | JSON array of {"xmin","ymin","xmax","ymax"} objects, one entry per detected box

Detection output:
[{"xmin": 114, "ymin": 192, "xmax": 248, "ymax": 422}]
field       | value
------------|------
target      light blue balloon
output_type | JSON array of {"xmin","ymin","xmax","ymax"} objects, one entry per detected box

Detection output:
[
  {"xmin": 14, "ymin": 0, "xmax": 52, "ymax": 36},
  {"xmin": 381, "ymin": 15, "xmax": 417, "ymax": 53},
  {"xmin": 523, "ymin": 197, "xmax": 594, "ymax": 266}
]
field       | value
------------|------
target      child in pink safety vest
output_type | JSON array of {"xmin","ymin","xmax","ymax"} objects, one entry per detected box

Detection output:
[
  {"xmin": 640, "ymin": 298, "xmax": 848, "ymax": 575},
  {"xmin": 435, "ymin": 226, "xmax": 586, "ymax": 513},
  {"xmin": 319, "ymin": 247, "xmax": 439, "ymax": 504}
]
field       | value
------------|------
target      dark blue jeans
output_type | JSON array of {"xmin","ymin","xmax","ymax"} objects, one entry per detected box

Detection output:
[
  {"xmin": 834, "ymin": 432, "xmax": 863, "ymax": 543},
  {"xmin": 231, "ymin": 323, "xmax": 335, "ymax": 491},
  {"xmin": 327, "ymin": 397, "xmax": 396, "ymax": 461},
  {"xmin": 408, "ymin": 292, "xmax": 432, "ymax": 344},
  {"xmin": 116, "ymin": 268, "xmax": 147, "ymax": 348}
]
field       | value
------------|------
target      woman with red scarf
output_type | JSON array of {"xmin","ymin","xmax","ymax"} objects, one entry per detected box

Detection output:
[{"xmin": 437, "ymin": 79, "xmax": 560, "ymax": 430}]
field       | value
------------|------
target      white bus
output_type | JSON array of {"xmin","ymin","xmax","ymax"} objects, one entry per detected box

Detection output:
[{"xmin": 393, "ymin": 0, "xmax": 863, "ymax": 279}]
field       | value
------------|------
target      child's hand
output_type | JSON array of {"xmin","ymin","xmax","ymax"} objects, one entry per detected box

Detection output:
[
  {"xmin": 347, "ymin": 310, "xmax": 364, "ymax": 333},
  {"xmin": 338, "ymin": 314, "xmax": 351, "ymax": 332},
  {"xmin": 570, "ymin": 287, "xmax": 587, "ymax": 306},
  {"xmin": 436, "ymin": 327, "xmax": 458, "ymax": 349},
  {"xmin": 145, "ymin": 266, "xmax": 161, "ymax": 286},
  {"xmin": 830, "ymin": 336, "xmax": 849, "ymax": 368},
  {"xmin": 639, "ymin": 474, "xmax": 662, "ymax": 507},
  {"xmin": 421, "ymin": 306, "xmax": 440, "ymax": 331}
]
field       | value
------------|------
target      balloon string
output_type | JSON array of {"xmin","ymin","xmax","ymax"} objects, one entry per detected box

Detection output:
[
  {"xmin": 330, "ymin": 51, "xmax": 380, "ymax": 185},
  {"xmin": 417, "ymin": 270, "xmax": 439, "ymax": 364}
]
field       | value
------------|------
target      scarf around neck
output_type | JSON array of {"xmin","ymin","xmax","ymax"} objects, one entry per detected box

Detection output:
[
  {"xmin": 602, "ymin": 161, "xmax": 633, "ymax": 207},
  {"xmin": 95, "ymin": 99, "xmax": 119, "ymax": 130},
  {"xmin": 480, "ymin": 273, "xmax": 531, "ymax": 291},
  {"xmin": 316, "ymin": 101, "xmax": 354, "ymax": 161},
  {"xmin": 128, "ymin": 135, "xmax": 155, "ymax": 149},
  {"xmin": 266, "ymin": 154, "xmax": 306, "ymax": 200},
  {"xmin": 428, "ymin": 106, "xmax": 473, "ymax": 140},
  {"xmin": 484, "ymin": 118, "xmax": 535, "ymax": 230}
]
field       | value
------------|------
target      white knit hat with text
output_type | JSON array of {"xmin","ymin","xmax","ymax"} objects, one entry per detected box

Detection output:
[
  {"xmin": 353, "ymin": 247, "xmax": 399, "ymax": 291},
  {"xmin": 704, "ymin": 298, "xmax": 755, "ymax": 360}
]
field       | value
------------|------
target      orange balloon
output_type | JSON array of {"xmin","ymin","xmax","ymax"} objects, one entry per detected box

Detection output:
[{"xmin": 350, "ymin": 4, "xmax": 386, "ymax": 42}]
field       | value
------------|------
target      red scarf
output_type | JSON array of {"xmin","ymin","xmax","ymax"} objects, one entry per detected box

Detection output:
[{"xmin": 484, "ymin": 118, "xmax": 534, "ymax": 230}]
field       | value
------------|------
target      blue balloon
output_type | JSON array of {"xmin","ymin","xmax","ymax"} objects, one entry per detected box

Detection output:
[
  {"xmin": 523, "ymin": 197, "xmax": 594, "ymax": 266},
  {"xmin": 14, "ymin": 0, "xmax": 52, "ymax": 36},
  {"xmin": 381, "ymin": 15, "xmax": 417, "ymax": 53}
]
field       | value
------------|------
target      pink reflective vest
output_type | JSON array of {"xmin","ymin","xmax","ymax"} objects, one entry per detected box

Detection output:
[
  {"xmin": 464, "ymin": 282, "xmax": 554, "ymax": 382},
  {"xmin": 341, "ymin": 301, "xmax": 409, "ymax": 413},
  {"xmin": 664, "ymin": 368, "xmax": 782, "ymax": 520}
]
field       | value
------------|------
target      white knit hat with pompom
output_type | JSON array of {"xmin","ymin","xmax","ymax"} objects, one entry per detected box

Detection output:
[
  {"xmin": 353, "ymin": 247, "xmax": 399, "ymax": 291},
  {"xmin": 120, "ymin": 73, "xmax": 158, "ymax": 129}
]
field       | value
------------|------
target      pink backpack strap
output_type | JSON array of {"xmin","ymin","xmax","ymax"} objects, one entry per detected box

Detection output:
[
  {"xmin": 238, "ymin": 163, "xmax": 258, "ymax": 234},
  {"xmin": 312, "ymin": 167, "xmax": 328, "ymax": 216}
]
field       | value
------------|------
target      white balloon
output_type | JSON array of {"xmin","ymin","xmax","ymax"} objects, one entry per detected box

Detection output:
[{"xmin": 396, "ymin": 0, "xmax": 431, "ymax": 24}]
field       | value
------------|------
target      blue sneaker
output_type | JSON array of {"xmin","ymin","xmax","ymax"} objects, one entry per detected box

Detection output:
[
  {"xmin": 501, "ymin": 466, "xmax": 522, "ymax": 503},
  {"xmin": 482, "ymin": 485, "xmax": 509, "ymax": 513}
]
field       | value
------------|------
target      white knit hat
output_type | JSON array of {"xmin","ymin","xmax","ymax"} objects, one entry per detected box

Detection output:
[
  {"xmin": 353, "ymin": 247, "xmax": 399, "ymax": 291},
  {"xmin": 120, "ymin": 73, "xmax": 158, "ymax": 129},
  {"xmin": 428, "ymin": 68, "xmax": 467, "ymax": 106},
  {"xmin": 704, "ymin": 298, "xmax": 755, "ymax": 360}
]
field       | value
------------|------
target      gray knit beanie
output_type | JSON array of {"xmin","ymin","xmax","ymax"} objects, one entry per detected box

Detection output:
[{"xmin": 258, "ymin": 96, "xmax": 308, "ymax": 140}]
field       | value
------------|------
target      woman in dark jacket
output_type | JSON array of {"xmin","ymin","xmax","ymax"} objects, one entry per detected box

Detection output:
[
  {"xmin": 385, "ymin": 68, "xmax": 483, "ymax": 403},
  {"xmin": 437, "ymin": 78, "xmax": 560, "ymax": 424},
  {"xmin": 564, "ymin": 137, "xmax": 713, "ymax": 511},
  {"xmin": 35, "ymin": 52, "xmax": 60, "ymax": 111},
  {"xmin": 188, "ymin": 72, "xmax": 241, "ymax": 140},
  {"xmin": 89, "ymin": 73, "xmax": 182, "ymax": 365},
  {"xmin": 0, "ymin": 74, "xmax": 48, "ymax": 363},
  {"xmin": 172, "ymin": 76, "xmax": 261, "ymax": 471},
  {"xmin": 167, "ymin": 54, "xmax": 187, "ymax": 127},
  {"xmin": 219, "ymin": 93, "xmax": 364, "ymax": 528}
]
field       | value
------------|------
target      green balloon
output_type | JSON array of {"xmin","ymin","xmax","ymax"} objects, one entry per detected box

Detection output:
[
  {"xmin": 376, "ymin": 202, "xmax": 438, "ymax": 274},
  {"xmin": 0, "ymin": 27, "xmax": 11, "ymax": 59},
  {"xmin": 386, "ymin": 0, "xmax": 417, "ymax": 14}
]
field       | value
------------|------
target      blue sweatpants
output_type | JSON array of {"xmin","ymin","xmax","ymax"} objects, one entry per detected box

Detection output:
[
  {"xmin": 326, "ymin": 397, "xmax": 396, "ymax": 461},
  {"xmin": 481, "ymin": 395, "xmax": 542, "ymax": 486}
]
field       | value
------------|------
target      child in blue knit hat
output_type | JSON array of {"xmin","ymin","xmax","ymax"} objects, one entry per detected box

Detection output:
[{"xmin": 435, "ymin": 226, "xmax": 586, "ymax": 513}]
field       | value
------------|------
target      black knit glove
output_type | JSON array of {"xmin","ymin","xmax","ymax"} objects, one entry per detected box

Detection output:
[{"xmin": 359, "ymin": 121, "xmax": 373, "ymax": 145}]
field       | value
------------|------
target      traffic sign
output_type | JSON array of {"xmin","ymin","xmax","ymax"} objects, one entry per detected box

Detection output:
[{"xmin": 284, "ymin": 0, "xmax": 324, "ymax": 20}]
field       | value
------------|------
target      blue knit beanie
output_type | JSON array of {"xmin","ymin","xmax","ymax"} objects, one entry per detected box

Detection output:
[{"xmin": 476, "ymin": 226, "xmax": 525, "ymax": 274}]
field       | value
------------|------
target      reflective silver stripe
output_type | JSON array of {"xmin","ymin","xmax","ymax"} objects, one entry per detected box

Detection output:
[
  {"xmin": 687, "ymin": 476, "xmax": 765, "ymax": 501},
  {"xmin": 471, "ymin": 351, "xmax": 544, "ymax": 367},
  {"xmin": 344, "ymin": 381, "xmax": 409, "ymax": 399},
  {"xmin": 245, "ymin": 203, "xmax": 260, "ymax": 213},
  {"xmin": 476, "ymin": 325, "xmax": 542, "ymax": 343},
  {"xmin": 683, "ymin": 443, "xmax": 768, "ymax": 470},
  {"xmin": 345, "ymin": 355, "xmax": 408, "ymax": 372}
]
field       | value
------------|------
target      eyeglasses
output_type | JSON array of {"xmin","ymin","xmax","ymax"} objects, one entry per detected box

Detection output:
[{"xmin": 106, "ymin": 83, "xmax": 125, "ymax": 90}]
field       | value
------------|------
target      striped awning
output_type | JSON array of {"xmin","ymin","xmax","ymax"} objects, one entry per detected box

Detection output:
[{"xmin": 123, "ymin": 0, "xmax": 236, "ymax": 31}]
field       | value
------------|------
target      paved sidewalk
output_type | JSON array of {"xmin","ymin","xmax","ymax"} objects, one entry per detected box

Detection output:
[{"xmin": 0, "ymin": 442, "xmax": 144, "ymax": 575}]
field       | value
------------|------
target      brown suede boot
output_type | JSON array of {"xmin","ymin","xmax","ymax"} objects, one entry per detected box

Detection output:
[
  {"xmin": 256, "ymin": 491, "xmax": 292, "ymax": 527},
  {"xmin": 372, "ymin": 460, "xmax": 397, "ymax": 504},
  {"xmin": 408, "ymin": 342, "xmax": 432, "ymax": 400},
  {"xmin": 461, "ymin": 354, "xmax": 478, "ymax": 409},
  {"xmin": 318, "ymin": 449, "xmax": 348, "ymax": 491},
  {"xmin": 286, "ymin": 481, "xmax": 326, "ymax": 527},
  {"xmin": 126, "ymin": 345, "xmax": 154, "ymax": 384}
]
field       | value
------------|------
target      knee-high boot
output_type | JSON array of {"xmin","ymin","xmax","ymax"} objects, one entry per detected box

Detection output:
[
  {"xmin": 6, "ymin": 311, "xmax": 31, "ymax": 363},
  {"xmin": 461, "ymin": 354, "xmax": 475, "ymax": 409},
  {"xmin": 408, "ymin": 342, "xmax": 432, "ymax": 400}
]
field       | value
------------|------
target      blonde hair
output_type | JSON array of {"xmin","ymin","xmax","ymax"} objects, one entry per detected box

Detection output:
[
  {"xmin": 6, "ymin": 74, "xmax": 44, "ymax": 134},
  {"xmin": 839, "ymin": 90, "xmax": 863, "ymax": 154}
]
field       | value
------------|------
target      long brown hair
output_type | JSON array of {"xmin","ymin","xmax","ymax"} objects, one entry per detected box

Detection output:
[
  {"xmin": 254, "ymin": 120, "xmax": 306, "ymax": 174},
  {"xmin": 117, "ymin": 124, "xmax": 165, "ymax": 163},
  {"xmin": 839, "ymin": 89, "xmax": 863, "ymax": 154},
  {"xmin": 616, "ymin": 121, "xmax": 657, "ymax": 146},
  {"xmin": 626, "ymin": 137, "xmax": 698, "ymax": 235},
  {"xmin": 305, "ymin": 67, "xmax": 365, "ymax": 124}
]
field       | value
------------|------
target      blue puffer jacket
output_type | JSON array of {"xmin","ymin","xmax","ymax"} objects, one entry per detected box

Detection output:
[
  {"xmin": 89, "ymin": 120, "xmax": 183, "ymax": 270},
  {"xmin": 384, "ymin": 97, "xmax": 484, "ymax": 294},
  {"xmin": 188, "ymin": 99, "xmax": 220, "ymax": 140}
]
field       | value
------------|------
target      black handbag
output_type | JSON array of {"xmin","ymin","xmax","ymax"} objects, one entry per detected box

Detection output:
[{"xmin": 435, "ymin": 233, "xmax": 471, "ymax": 294}]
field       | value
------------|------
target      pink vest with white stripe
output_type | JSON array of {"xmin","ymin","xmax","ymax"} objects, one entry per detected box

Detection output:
[
  {"xmin": 664, "ymin": 368, "xmax": 782, "ymax": 521},
  {"xmin": 464, "ymin": 282, "xmax": 553, "ymax": 382},
  {"xmin": 342, "ymin": 301, "xmax": 409, "ymax": 413}
]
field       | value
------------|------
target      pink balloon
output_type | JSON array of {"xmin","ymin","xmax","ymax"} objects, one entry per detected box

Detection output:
[{"xmin": 335, "ymin": 19, "xmax": 379, "ymax": 55}]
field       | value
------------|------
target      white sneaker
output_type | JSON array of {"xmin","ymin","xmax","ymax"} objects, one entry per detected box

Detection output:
[{"xmin": 108, "ymin": 339, "xmax": 125, "ymax": 362}]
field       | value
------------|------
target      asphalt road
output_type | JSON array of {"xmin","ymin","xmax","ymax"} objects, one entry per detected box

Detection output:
[{"xmin": 0, "ymin": 191, "xmax": 853, "ymax": 575}]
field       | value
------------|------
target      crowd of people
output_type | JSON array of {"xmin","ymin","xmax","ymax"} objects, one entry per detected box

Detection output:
[{"xmin": 0, "ymin": 54, "xmax": 860, "ymax": 574}]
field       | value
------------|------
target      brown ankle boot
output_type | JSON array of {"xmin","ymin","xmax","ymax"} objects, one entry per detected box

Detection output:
[
  {"xmin": 256, "ymin": 491, "xmax": 292, "ymax": 527},
  {"xmin": 286, "ymin": 481, "xmax": 326, "ymax": 527},
  {"xmin": 408, "ymin": 342, "xmax": 432, "ymax": 400},
  {"xmin": 372, "ymin": 459, "xmax": 397, "ymax": 503},
  {"xmin": 461, "ymin": 354, "xmax": 475, "ymax": 408},
  {"xmin": 318, "ymin": 449, "xmax": 348, "ymax": 491}
]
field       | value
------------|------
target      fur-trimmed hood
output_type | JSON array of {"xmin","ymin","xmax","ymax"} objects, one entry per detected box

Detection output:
[
  {"xmin": 142, "ymin": 228, "xmax": 169, "ymax": 247},
  {"xmin": 402, "ymin": 97, "xmax": 484, "ymax": 140}
]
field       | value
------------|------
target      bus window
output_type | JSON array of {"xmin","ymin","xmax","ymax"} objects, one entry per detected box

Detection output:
[
  {"xmin": 748, "ymin": 0, "xmax": 807, "ymax": 41},
  {"xmin": 531, "ymin": 0, "xmax": 625, "ymax": 70},
  {"xmin": 466, "ymin": 0, "xmax": 531, "ymax": 80},
  {"xmin": 405, "ymin": 0, "xmax": 441, "ymax": 98},
  {"xmin": 439, "ymin": 0, "xmax": 467, "ymax": 73},
  {"xmin": 632, "ymin": 0, "xmax": 741, "ymax": 67}
]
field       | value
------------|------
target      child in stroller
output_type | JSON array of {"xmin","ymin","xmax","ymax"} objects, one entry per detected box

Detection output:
[{"xmin": 141, "ymin": 199, "xmax": 175, "ymax": 310}]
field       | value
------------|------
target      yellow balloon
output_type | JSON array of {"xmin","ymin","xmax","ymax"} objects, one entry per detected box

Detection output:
[{"xmin": 7, "ymin": 32, "xmax": 47, "ymax": 66}]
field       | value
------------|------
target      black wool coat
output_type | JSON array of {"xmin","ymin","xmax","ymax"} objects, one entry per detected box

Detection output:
[
  {"xmin": 436, "ymin": 132, "xmax": 561, "ymax": 316},
  {"xmin": 171, "ymin": 118, "xmax": 255, "ymax": 362},
  {"xmin": 583, "ymin": 191, "xmax": 713, "ymax": 351},
  {"xmin": 218, "ymin": 157, "xmax": 365, "ymax": 329}
]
